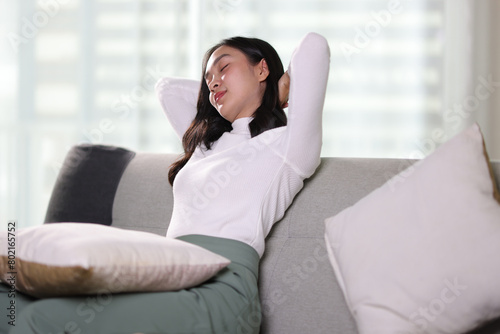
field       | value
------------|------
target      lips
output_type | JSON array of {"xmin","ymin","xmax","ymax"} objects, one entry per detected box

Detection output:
[{"xmin": 214, "ymin": 91, "xmax": 226, "ymax": 103}]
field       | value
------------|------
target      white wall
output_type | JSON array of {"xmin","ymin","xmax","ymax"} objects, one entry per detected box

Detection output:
[
  {"xmin": 474, "ymin": 0, "xmax": 500, "ymax": 160},
  {"xmin": 491, "ymin": 0, "xmax": 500, "ymax": 160}
]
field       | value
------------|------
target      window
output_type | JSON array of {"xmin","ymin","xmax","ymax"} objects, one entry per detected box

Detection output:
[{"xmin": 1, "ymin": 0, "xmax": 497, "ymax": 229}]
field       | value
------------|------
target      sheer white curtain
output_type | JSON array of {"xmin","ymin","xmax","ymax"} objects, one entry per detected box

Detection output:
[{"xmin": 1, "ymin": 0, "xmax": 498, "ymax": 230}]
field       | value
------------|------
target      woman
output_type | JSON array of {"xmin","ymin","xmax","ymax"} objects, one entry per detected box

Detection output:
[{"xmin": 7, "ymin": 32, "xmax": 330, "ymax": 334}]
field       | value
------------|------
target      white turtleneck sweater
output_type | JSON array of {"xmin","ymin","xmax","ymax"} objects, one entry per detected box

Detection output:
[{"xmin": 156, "ymin": 32, "xmax": 330, "ymax": 257}]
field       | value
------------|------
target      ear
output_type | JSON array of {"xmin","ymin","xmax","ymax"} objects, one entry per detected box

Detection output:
[{"xmin": 256, "ymin": 59, "xmax": 270, "ymax": 82}]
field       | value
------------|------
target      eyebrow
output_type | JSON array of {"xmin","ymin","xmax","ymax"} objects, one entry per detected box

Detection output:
[{"xmin": 204, "ymin": 54, "xmax": 230, "ymax": 80}]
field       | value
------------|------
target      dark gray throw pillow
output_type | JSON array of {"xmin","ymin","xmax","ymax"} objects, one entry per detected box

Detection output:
[{"xmin": 44, "ymin": 144, "xmax": 136, "ymax": 225}]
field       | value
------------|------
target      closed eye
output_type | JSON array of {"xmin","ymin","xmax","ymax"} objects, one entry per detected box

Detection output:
[{"xmin": 220, "ymin": 64, "xmax": 229, "ymax": 72}]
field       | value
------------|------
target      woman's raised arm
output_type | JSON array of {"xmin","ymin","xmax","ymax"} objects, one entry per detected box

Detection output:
[
  {"xmin": 285, "ymin": 32, "xmax": 330, "ymax": 177},
  {"xmin": 155, "ymin": 77, "xmax": 200, "ymax": 140}
]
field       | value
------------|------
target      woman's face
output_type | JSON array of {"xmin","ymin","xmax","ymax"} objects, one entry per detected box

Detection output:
[{"xmin": 205, "ymin": 45, "xmax": 268, "ymax": 123}]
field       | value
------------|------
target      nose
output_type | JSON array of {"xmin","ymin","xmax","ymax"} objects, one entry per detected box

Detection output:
[{"xmin": 209, "ymin": 76, "xmax": 221, "ymax": 92}]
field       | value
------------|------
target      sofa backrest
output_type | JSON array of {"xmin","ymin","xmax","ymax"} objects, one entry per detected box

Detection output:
[
  {"xmin": 112, "ymin": 153, "xmax": 174, "ymax": 235},
  {"xmin": 109, "ymin": 152, "xmax": 500, "ymax": 334}
]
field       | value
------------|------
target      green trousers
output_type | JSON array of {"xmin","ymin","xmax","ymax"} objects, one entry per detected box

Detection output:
[{"xmin": 0, "ymin": 235, "xmax": 261, "ymax": 334}]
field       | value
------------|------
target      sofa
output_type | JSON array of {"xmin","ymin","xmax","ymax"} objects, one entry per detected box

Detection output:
[{"xmin": 40, "ymin": 143, "xmax": 500, "ymax": 334}]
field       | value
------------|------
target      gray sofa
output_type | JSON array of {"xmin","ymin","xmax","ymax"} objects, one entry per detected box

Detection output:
[{"xmin": 46, "ymin": 144, "xmax": 500, "ymax": 334}]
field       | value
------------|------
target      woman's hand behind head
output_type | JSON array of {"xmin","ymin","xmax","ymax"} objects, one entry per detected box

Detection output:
[{"xmin": 278, "ymin": 71, "xmax": 290, "ymax": 108}]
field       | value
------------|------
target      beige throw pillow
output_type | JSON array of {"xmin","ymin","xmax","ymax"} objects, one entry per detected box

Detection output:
[{"xmin": 0, "ymin": 223, "xmax": 230, "ymax": 298}]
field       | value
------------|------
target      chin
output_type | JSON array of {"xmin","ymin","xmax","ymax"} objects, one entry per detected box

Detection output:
[
  {"xmin": 217, "ymin": 110, "xmax": 232, "ymax": 122},
  {"xmin": 216, "ymin": 110, "xmax": 232, "ymax": 122}
]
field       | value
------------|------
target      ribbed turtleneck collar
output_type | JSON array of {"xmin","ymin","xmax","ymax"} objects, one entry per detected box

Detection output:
[{"xmin": 230, "ymin": 117, "xmax": 253, "ymax": 135}]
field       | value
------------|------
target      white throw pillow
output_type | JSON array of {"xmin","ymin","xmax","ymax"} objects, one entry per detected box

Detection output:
[
  {"xmin": 0, "ymin": 223, "xmax": 230, "ymax": 298},
  {"xmin": 324, "ymin": 123, "xmax": 500, "ymax": 334}
]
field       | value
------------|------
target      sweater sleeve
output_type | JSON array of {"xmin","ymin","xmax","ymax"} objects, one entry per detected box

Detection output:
[
  {"xmin": 284, "ymin": 32, "xmax": 331, "ymax": 177},
  {"xmin": 155, "ymin": 77, "xmax": 200, "ymax": 139}
]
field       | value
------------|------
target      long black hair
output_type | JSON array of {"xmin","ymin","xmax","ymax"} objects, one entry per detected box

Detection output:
[{"xmin": 168, "ymin": 36, "xmax": 287, "ymax": 185}]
